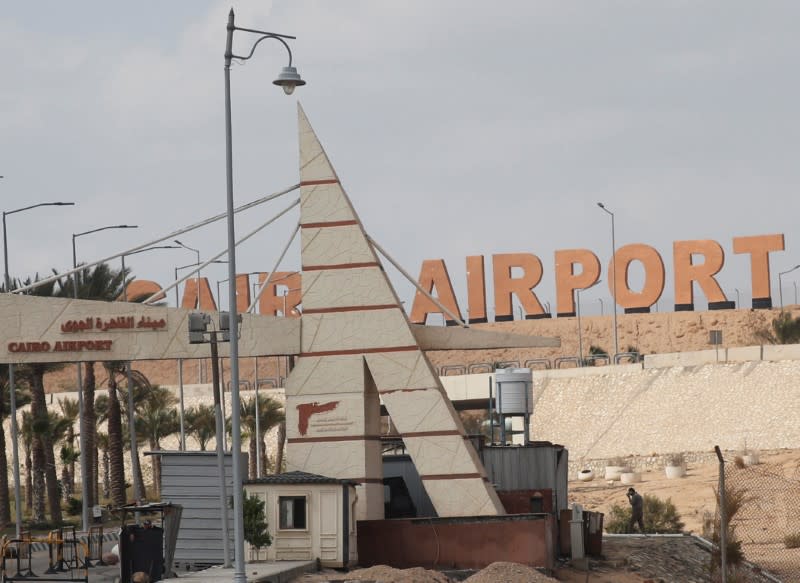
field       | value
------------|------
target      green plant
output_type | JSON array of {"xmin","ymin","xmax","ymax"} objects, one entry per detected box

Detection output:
[
  {"xmin": 243, "ymin": 493, "xmax": 271, "ymax": 550},
  {"xmin": 784, "ymin": 532, "xmax": 800, "ymax": 549},
  {"xmin": 709, "ymin": 482, "xmax": 750, "ymax": 575},
  {"xmin": 755, "ymin": 311, "xmax": 800, "ymax": 344},
  {"xmin": 605, "ymin": 494, "xmax": 685, "ymax": 534},
  {"xmin": 65, "ymin": 497, "xmax": 82, "ymax": 517}
]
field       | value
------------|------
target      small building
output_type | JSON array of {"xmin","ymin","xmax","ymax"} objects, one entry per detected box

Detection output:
[{"xmin": 244, "ymin": 471, "xmax": 357, "ymax": 568}]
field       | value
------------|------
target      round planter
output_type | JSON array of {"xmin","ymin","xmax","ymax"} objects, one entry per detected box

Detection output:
[
  {"xmin": 742, "ymin": 454, "xmax": 759, "ymax": 466},
  {"xmin": 604, "ymin": 466, "xmax": 627, "ymax": 481},
  {"xmin": 620, "ymin": 472, "xmax": 641, "ymax": 485},
  {"xmin": 577, "ymin": 469, "xmax": 595, "ymax": 482},
  {"xmin": 665, "ymin": 465, "xmax": 685, "ymax": 479}
]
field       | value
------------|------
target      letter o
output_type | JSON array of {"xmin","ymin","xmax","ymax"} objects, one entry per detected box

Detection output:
[{"xmin": 610, "ymin": 244, "xmax": 665, "ymax": 310}]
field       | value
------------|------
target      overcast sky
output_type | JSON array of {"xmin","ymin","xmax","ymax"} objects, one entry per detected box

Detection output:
[{"xmin": 3, "ymin": 1, "xmax": 800, "ymax": 315}]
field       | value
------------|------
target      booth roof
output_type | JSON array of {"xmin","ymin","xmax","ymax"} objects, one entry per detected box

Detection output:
[{"xmin": 244, "ymin": 471, "xmax": 357, "ymax": 485}]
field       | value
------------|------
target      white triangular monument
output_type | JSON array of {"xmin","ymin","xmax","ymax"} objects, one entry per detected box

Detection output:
[{"xmin": 285, "ymin": 105, "xmax": 505, "ymax": 520}]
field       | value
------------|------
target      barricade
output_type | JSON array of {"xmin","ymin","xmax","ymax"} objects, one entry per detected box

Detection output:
[
  {"xmin": 87, "ymin": 525, "xmax": 106, "ymax": 565},
  {"xmin": 1, "ymin": 535, "xmax": 89, "ymax": 582}
]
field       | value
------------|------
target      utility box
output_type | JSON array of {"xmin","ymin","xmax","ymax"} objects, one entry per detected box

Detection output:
[{"xmin": 154, "ymin": 451, "xmax": 246, "ymax": 572}]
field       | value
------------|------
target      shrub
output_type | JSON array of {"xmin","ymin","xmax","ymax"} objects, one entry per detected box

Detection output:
[
  {"xmin": 733, "ymin": 456, "xmax": 745, "ymax": 469},
  {"xmin": 784, "ymin": 532, "xmax": 800, "ymax": 549},
  {"xmin": 605, "ymin": 494, "xmax": 685, "ymax": 534},
  {"xmin": 243, "ymin": 493, "xmax": 271, "ymax": 550},
  {"xmin": 65, "ymin": 497, "xmax": 82, "ymax": 517}
]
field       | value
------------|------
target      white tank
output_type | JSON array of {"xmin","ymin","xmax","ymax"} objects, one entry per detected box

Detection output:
[{"xmin": 495, "ymin": 368, "xmax": 533, "ymax": 415}]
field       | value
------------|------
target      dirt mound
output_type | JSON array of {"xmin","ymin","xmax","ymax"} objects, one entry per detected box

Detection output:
[{"xmin": 464, "ymin": 562, "xmax": 557, "ymax": 583}]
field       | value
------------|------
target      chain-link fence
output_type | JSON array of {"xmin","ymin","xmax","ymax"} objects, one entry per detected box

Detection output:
[{"xmin": 711, "ymin": 448, "xmax": 800, "ymax": 582}]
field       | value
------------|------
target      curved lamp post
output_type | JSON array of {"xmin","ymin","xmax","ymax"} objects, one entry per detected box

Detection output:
[
  {"xmin": 73, "ymin": 223, "xmax": 137, "ymax": 531},
  {"xmin": 223, "ymin": 10, "xmax": 305, "ymax": 580},
  {"xmin": 597, "ymin": 202, "xmax": 619, "ymax": 358},
  {"xmin": 778, "ymin": 265, "xmax": 800, "ymax": 309},
  {"xmin": 2, "ymin": 199, "xmax": 75, "ymax": 539}
]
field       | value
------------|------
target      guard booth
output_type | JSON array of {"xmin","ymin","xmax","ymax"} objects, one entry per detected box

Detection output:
[{"xmin": 244, "ymin": 471, "xmax": 358, "ymax": 568}]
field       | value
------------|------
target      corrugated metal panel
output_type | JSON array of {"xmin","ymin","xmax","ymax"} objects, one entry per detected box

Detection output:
[
  {"xmin": 383, "ymin": 456, "xmax": 437, "ymax": 518},
  {"xmin": 159, "ymin": 451, "xmax": 246, "ymax": 570},
  {"xmin": 480, "ymin": 445, "xmax": 568, "ymax": 511}
]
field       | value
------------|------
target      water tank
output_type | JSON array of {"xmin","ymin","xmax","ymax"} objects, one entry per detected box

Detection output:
[{"xmin": 495, "ymin": 368, "xmax": 533, "ymax": 414}]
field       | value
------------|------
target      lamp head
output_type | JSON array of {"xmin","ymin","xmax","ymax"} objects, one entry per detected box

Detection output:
[
  {"xmin": 273, "ymin": 66, "xmax": 306, "ymax": 95},
  {"xmin": 597, "ymin": 202, "xmax": 605, "ymax": 209}
]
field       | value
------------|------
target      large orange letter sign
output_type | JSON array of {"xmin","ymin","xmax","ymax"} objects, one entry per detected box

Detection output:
[
  {"xmin": 554, "ymin": 250, "xmax": 601, "ymax": 316},
  {"xmin": 612, "ymin": 244, "xmax": 665, "ymax": 312},
  {"xmin": 409, "ymin": 259, "xmax": 462, "ymax": 324},
  {"xmin": 466, "ymin": 255, "xmax": 488, "ymax": 323},
  {"xmin": 181, "ymin": 277, "xmax": 218, "ymax": 310},
  {"xmin": 257, "ymin": 272, "xmax": 302, "ymax": 317},
  {"xmin": 492, "ymin": 253, "xmax": 546, "ymax": 321},
  {"xmin": 673, "ymin": 240, "xmax": 728, "ymax": 310},
  {"xmin": 733, "ymin": 233, "xmax": 785, "ymax": 309}
]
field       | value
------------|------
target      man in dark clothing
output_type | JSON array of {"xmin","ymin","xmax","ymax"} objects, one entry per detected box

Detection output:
[{"xmin": 627, "ymin": 487, "xmax": 645, "ymax": 533}]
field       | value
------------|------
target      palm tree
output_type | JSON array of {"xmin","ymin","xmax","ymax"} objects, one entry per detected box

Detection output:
[
  {"xmin": 119, "ymin": 372, "xmax": 151, "ymax": 500},
  {"xmin": 135, "ymin": 387, "xmax": 179, "ymax": 497},
  {"xmin": 0, "ymin": 367, "xmax": 32, "ymax": 527},
  {"xmin": 94, "ymin": 393, "xmax": 109, "ymax": 505},
  {"xmin": 96, "ymin": 433, "xmax": 110, "ymax": 500},
  {"xmin": 59, "ymin": 262, "xmax": 129, "ymax": 507},
  {"xmin": 185, "ymin": 404, "xmax": 216, "ymax": 451},
  {"xmin": 14, "ymin": 276, "xmax": 66, "ymax": 524},
  {"xmin": 102, "ymin": 361, "xmax": 127, "ymax": 506},
  {"xmin": 57, "ymin": 397, "xmax": 80, "ymax": 499},
  {"xmin": 238, "ymin": 396, "xmax": 285, "ymax": 479},
  {"xmin": 21, "ymin": 411, "xmax": 33, "ymax": 513}
]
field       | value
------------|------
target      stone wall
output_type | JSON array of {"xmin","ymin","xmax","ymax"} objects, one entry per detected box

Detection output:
[{"xmin": 531, "ymin": 358, "xmax": 800, "ymax": 466}]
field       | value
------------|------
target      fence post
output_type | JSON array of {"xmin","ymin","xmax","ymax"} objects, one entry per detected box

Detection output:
[{"xmin": 715, "ymin": 445, "xmax": 728, "ymax": 583}]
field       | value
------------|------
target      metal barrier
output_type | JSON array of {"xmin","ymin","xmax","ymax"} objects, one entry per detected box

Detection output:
[
  {"xmin": 523, "ymin": 358, "xmax": 551, "ymax": 370},
  {"xmin": 1, "ymin": 535, "xmax": 89, "ymax": 582},
  {"xmin": 494, "ymin": 360, "xmax": 520, "ymax": 370},
  {"xmin": 87, "ymin": 526, "xmax": 106, "ymax": 566},
  {"xmin": 255, "ymin": 377, "xmax": 278, "ymax": 389},
  {"xmin": 584, "ymin": 354, "xmax": 610, "ymax": 366},
  {"xmin": 555, "ymin": 356, "xmax": 580, "ymax": 369},
  {"xmin": 614, "ymin": 352, "xmax": 641, "ymax": 364},
  {"xmin": 467, "ymin": 362, "xmax": 493, "ymax": 374},
  {"xmin": 440, "ymin": 365, "xmax": 466, "ymax": 376}
]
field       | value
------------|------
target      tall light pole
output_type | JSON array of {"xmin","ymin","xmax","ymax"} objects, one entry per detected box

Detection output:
[
  {"xmin": 175, "ymin": 259, "xmax": 227, "ymax": 448},
  {"xmin": 576, "ymin": 280, "xmax": 602, "ymax": 366},
  {"xmin": 778, "ymin": 265, "xmax": 800, "ymax": 309},
  {"xmin": 597, "ymin": 202, "xmax": 619, "ymax": 358},
  {"xmin": 224, "ymin": 9, "xmax": 305, "ymax": 580},
  {"xmin": 72, "ymin": 223, "xmax": 137, "ymax": 531},
  {"xmin": 175, "ymin": 240, "xmax": 204, "ymax": 387},
  {"xmin": 121, "ymin": 245, "xmax": 180, "ymax": 480},
  {"xmin": 3, "ymin": 198, "xmax": 74, "ymax": 538}
]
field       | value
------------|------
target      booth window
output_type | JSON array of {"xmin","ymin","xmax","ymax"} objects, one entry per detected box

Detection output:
[{"xmin": 279, "ymin": 496, "xmax": 307, "ymax": 530}]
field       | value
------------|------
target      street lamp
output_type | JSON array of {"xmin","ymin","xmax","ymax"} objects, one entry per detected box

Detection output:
[
  {"xmin": 2, "ymin": 199, "xmax": 74, "ymax": 539},
  {"xmin": 282, "ymin": 287, "xmax": 302, "ymax": 317},
  {"xmin": 576, "ymin": 280, "xmax": 602, "ymax": 367},
  {"xmin": 778, "ymin": 265, "xmax": 800, "ymax": 309},
  {"xmin": 734, "ymin": 288, "xmax": 741, "ymax": 309},
  {"xmin": 120, "ymin": 245, "xmax": 180, "ymax": 475},
  {"xmin": 597, "ymin": 202, "xmax": 619, "ymax": 359},
  {"xmin": 224, "ymin": 10, "xmax": 305, "ymax": 580},
  {"xmin": 175, "ymin": 240, "xmax": 201, "ymax": 307},
  {"xmin": 73, "ymin": 223, "xmax": 137, "ymax": 531}
]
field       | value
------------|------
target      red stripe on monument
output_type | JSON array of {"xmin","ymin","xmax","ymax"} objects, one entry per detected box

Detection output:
[
  {"xmin": 299, "ymin": 179, "xmax": 339, "ymax": 186},
  {"xmin": 420, "ymin": 473, "xmax": 483, "ymax": 481},
  {"xmin": 288, "ymin": 435, "xmax": 381, "ymax": 444},
  {"xmin": 303, "ymin": 262, "xmax": 381, "ymax": 271},
  {"xmin": 301, "ymin": 345, "xmax": 417, "ymax": 357},
  {"xmin": 303, "ymin": 304, "xmax": 399, "ymax": 315},
  {"xmin": 300, "ymin": 220, "xmax": 358, "ymax": 228}
]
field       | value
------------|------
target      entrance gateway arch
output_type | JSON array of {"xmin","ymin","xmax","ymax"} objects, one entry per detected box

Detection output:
[{"xmin": 1, "ymin": 105, "xmax": 559, "ymax": 520}]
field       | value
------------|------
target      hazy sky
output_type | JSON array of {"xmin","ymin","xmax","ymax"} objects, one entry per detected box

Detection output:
[{"xmin": 3, "ymin": 1, "xmax": 800, "ymax": 315}]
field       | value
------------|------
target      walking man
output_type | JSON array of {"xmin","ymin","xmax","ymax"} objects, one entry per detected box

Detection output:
[{"xmin": 627, "ymin": 487, "xmax": 645, "ymax": 533}]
